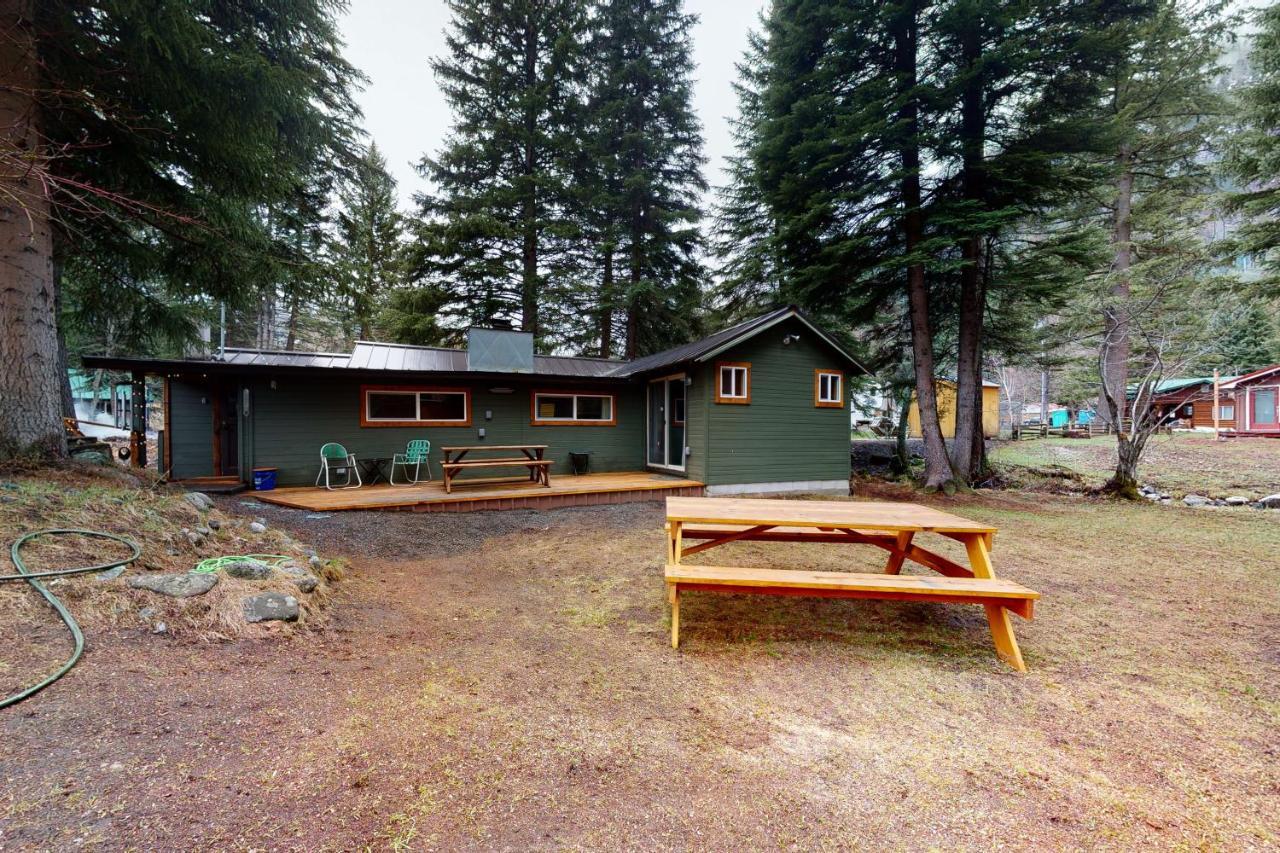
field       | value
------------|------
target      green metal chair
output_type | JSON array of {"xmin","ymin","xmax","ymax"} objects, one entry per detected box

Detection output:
[
  {"xmin": 391, "ymin": 439, "xmax": 432, "ymax": 485},
  {"xmin": 315, "ymin": 442, "xmax": 361, "ymax": 490}
]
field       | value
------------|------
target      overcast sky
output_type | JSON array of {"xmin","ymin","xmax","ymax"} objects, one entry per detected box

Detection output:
[{"xmin": 339, "ymin": 0, "xmax": 768, "ymax": 211}]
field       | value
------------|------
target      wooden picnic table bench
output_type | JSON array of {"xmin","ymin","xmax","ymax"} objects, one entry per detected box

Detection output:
[
  {"xmin": 439, "ymin": 444, "xmax": 551, "ymax": 494},
  {"xmin": 664, "ymin": 497, "xmax": 1040, "ymax": 671}
]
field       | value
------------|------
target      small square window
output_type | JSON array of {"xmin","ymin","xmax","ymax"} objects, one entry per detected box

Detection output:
[
  {"xmin": 815, "ymin": 370, "xmax": 843, "ymax": 407},
  {"xmin": 716, "ymin": 363, "xmax": 750, "ymax": 404}
]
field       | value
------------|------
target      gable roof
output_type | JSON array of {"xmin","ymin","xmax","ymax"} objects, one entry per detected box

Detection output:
[
  {"xmin": 82, "ymin": 307, "xmax": 866, "ymax": 381},
  {"xmin": 1221, "ymin": 364, "xmax": 1280, "ymax": 389},
  {"xmin": 607, "ymin": 306, "xmax": 867, "ymax": 378}
]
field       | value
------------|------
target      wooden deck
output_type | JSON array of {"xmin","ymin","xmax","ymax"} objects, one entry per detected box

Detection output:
[{"xmin": 251, "ymin": 471, "xmax": 705, "ymax": 513}]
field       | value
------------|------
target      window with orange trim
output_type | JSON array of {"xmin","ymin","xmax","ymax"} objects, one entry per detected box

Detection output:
[
  {"xmin": 815, "ymin": 370, "xmax": 843, "ymax": 407},
  {"xmin": 715, "ymin": 362, "xmax": 750, "ymax": 404},
  {"xmin": 531, "ymin": 392, "xmax": 616, "ymax": 425},
  {"xmin": 361, "ymin": 385, "xmax": 471, "ymax": 427}
]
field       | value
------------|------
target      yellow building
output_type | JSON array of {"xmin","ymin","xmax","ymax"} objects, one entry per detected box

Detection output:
[{"xmin": 907, "ymin": 379, "xmax": 1000, "ymax": 439}]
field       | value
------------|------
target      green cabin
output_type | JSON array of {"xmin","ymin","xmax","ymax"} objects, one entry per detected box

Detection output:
[{"xmin": 85, "ymin": 307, "xmax": 864, "ymax": 494}]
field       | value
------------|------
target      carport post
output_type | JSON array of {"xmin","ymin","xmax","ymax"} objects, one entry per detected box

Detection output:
[{"xmin": 130, "ymin": 371, "xmax": 147, "ymax": 469}]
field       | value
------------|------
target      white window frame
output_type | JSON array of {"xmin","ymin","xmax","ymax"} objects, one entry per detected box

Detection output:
[
  {"xmin": 816, "ymin": 370, "xmax": 843, "ymax": 407},
  {"xmin": 715, "ymin": 362, "xmax": 750, "ymax": 404},
  {"xmin": 531, "ymin": 392, "xmax": 616, "ymax": 425}
]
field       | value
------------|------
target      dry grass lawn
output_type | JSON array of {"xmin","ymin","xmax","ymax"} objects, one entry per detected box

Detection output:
[
  {"xmin": 1, "ymin": 473, "xmax": 1278, "ymax": 849},
  {"xmin": 991, "ymin": 431, "xmax": 1280, "ymax": 498}
]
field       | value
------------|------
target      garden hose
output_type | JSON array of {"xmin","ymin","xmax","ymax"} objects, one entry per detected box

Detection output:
[
  {"xmin": 0, "ymin": 529, "xmax": 141, "ymax": 709},
  {"xmin": 192, "ymin": 554, "xmax": 292, "ymax": 574}
]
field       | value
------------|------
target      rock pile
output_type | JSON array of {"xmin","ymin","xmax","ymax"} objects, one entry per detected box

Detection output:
[
  {"xmin": 1140, "ymin": 484, "xmax": 1280, "ymax": 511},
  {"xmin": 122, "ymin": 490, "xmax": 331, "ymax": 629}
]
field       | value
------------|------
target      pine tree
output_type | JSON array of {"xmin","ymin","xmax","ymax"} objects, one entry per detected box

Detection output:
[
  {"xmin": 716, "ymin": 0, "xmax": 972, "ymax": 489},
  {"xmin": 711, "ymin": 27, "xmax": 787, "ymax": 323},
  {"xmin": 378, "ymin": 284, "xmax": 458, "ymax": 347},
  {"xmin": 415, "ymin": 0, "xmax": 590, "ymax": 347},
  {"xmin": 1087, "ymin": 0, "xmax": 1229, "ymax": 495},
  {"xmin": 335, "ymin": 144, "xmax": 406, "ymax": 342},
  {"xmin": 1224, "ymin": 2, "xmax": 1280, "ymax": 294},
  {"xmin": 0, "ymin": 0, "xmax": 360, "ymax": 457},
  {"xmin": 580, "ymin": 0, "xmax": 706, "ymax": 358},
  {"xmin": 928, "ymin": 0, "xmax": 1147, "ymax": 482},
  {"xmin": 1202, "ymin": 297, "xmax": 1280, "ymax": 374}
]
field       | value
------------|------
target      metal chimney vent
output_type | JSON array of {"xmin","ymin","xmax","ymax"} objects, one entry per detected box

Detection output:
[{"xmin": 467, "ymin": 327, "xmax": 534, "ymax": 373}]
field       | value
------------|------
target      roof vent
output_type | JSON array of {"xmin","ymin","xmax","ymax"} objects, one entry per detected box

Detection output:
[{"xmin": 467, "ymin": 327, "xmax": 534, "ymax": 373}]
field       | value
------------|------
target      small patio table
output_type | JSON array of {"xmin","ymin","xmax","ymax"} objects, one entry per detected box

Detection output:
[{"xmin": 357, "ymin": 456, "xmax": 392, "ymax": 486}]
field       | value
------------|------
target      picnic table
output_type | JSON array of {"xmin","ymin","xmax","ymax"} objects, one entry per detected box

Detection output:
[
  {"xmin": 663, "ymin": 497, "xmax": 1040, "ymax": 671},
  {"xmin": 439, "ymin": 444, "xmax": 552, "ymax": 494}
]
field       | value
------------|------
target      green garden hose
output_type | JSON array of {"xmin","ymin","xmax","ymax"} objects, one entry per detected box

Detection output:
[
  {"xmin": 192, "ymin": 554, "xmax": 292, "ymax": 574},
  {"xmin": 0, "ymin": 529, "xmax": 141, "ymax": 709}
]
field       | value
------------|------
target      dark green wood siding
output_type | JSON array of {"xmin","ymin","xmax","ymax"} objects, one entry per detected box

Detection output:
[
  {"xmin": 240, "ymin": 377, "xmax": 644, "ymax": 486},
  {"xmin": 168, "ymin": 379, "xmax": 213, "ymax": 479},
  {"xmin": 695, "ymin": 317, "xmax": 850, "ymax": 487},
  {"xmin": 682, "ymin": 368, "xmax": 710, "ymax": 482}
]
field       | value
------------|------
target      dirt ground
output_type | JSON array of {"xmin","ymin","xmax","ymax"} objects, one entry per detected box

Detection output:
[
  {"xmin": 2, "ymin": 482, "xmax": 1279, "ymax": 850},
  {"xmin": 991, "ymin": 432, "xmax": 1280, "ymax": 499}
]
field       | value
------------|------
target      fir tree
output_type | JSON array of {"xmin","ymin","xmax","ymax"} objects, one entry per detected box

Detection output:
[
  {"xmin": 1086, "ymin": 0, "xmax": 1229, "ymax": 495},
  {"xmin": 580, "ymin": 0, "xmax": 707, "ymax": 358},
  {"xmin": 1224, "ymin": 2, "xmax": 1280, "ymax": 294},
  {"xmin": 0, "ymin": 0, "xmax": 361, "ymax": 457},
  {"xmin": 1202, "ymin": 297, "xmax": 1280, "ymax": 374},
  {"xmin": 415, "ymin": 0, "xmax": 590, "ymax": 346},
  {"xmin": 335, "ymin": 144, "xmax": 406, "ymax": 342},
  {"xmin": 716, "ymin": 0, "xmax": 959, "ymax": 489},
  {"xmin": 928, "ymin": 0, "xmax": 1146, "ymax": 481}
]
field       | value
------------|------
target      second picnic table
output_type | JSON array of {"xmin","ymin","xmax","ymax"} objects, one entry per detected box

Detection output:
[
  {"xmin": 663, "ymin": 497, "xmax": 1040, "ymax": 671},
  {"xmin": 439, "ymin": 444, "xmax": 551, "ymax": 494}
]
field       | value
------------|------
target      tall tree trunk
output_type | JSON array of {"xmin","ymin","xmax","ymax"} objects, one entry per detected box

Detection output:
[
  {"xmin": 256, "ymin": 290, "xmax": 275, "ymax": 349},
  {"xmin": 520, "ymin": 22, "xmax": 539, "ymax": 340},
  {"xmin": 53, "ymin": 252, "xmax": 75, "ymax": 420},
  {"xmin": 625, "ymin": 205, "xmax": 644, "ymax": 360},
  {"xmin": 1040, "ymin": 369, "xmax": 1050, "ymax": 429},
  {"xmin": 894, "ymin": 384, "xmax": 912, "ymax": 474},
  {"xmin": 950, "ymin": 25, "xmax": 986, "ymax": 484},
  {"xmin": 893, "ymin": 2, "xmax": 953, "ymax": 491},
  {"xmin": 624, "ymin": 266, "xmax": 639, "ymax": 359},
  {"xmin": 968, "ymin": 326, "xmax": 986, "ymax": 477},
  {"xmin": 599, "ymin": 242, "xmax": 614, "ymax": 358},
  {"xmin": 1102, "ymin": 145, "xmax": 1135, "ymax": 495},
  {"xmin": 1111, "ymin": 430, "xmax": 1145, "ymax": 497},
  {"xmin": 285, "ymin": 292, "xmax": 301, "ymax": 350},
  {"xmin": 0, "ymin": 0, "xmax": 65, "ymax": 458}
]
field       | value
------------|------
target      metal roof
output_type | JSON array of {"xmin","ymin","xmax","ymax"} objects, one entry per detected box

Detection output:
[
  {"xmin": 345, "ymin": 341, "xmax": 622, "ymax": 377},
  {"xmin": 220, "ymin": 348, "xmax": 352, "ymax": 369},
  {"xmin": 86, "ymin": 342, "xmax": 627, "ymax": 379},
  {"xmin": 82, "ymin": 308, "xmax": 864, "ymax": 381}
]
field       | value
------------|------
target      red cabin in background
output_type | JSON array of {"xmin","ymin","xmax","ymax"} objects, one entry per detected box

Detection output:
[
  {"xmin": 1146, "ymin": 377, "xmax": 1237, "ymax": 429},
  {"xmin": 1223, "ymin": 366, "xmax": 1280, "ymax": 436}
]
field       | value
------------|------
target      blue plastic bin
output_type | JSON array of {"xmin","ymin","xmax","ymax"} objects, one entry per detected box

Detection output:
[{"xmin": 252, "ymin": 467, "xmax": 278, "ymax": 491}]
